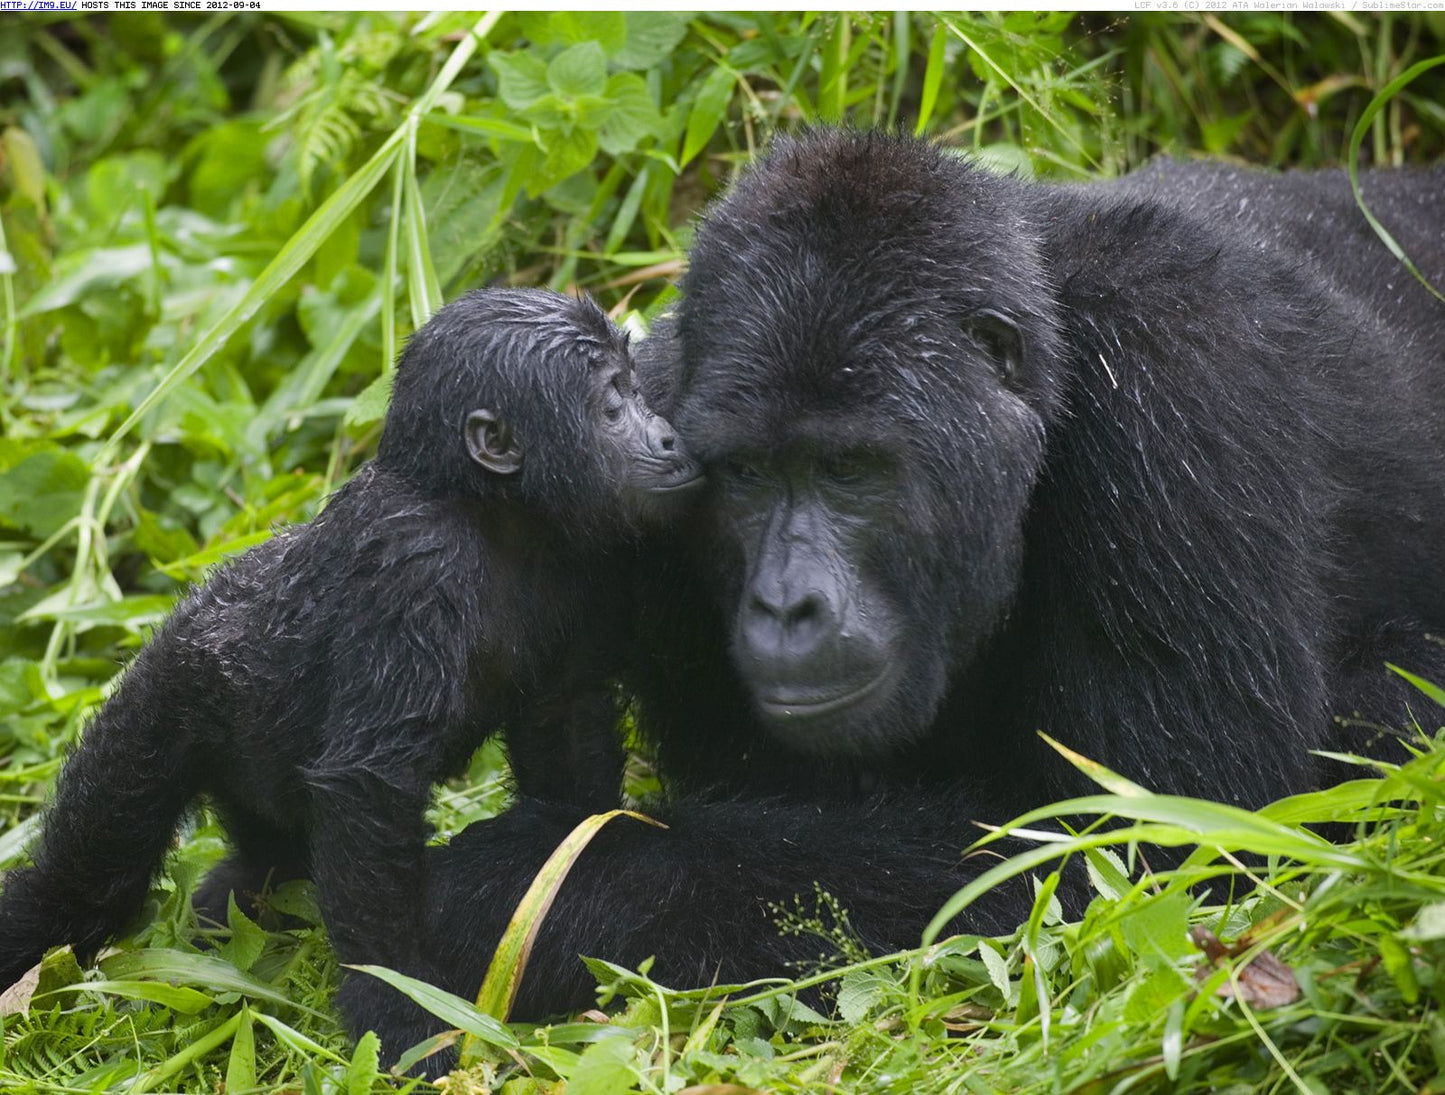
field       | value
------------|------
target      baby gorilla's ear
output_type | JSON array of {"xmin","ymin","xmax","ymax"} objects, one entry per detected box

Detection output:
[{"xmin": 465, "ymin": 409, "xmax": 524, "ymax": 475}]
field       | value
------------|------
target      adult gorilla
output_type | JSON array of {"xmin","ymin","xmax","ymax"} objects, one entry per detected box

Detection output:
[{"xmin": 353, "ymin": 131, "xmax": 1445, "ymax": 1051}]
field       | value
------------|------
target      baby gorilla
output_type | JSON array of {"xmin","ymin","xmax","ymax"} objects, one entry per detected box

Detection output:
[{"xmin": 0, "ymin": 289, "xmax": 701, "ymax": 1061}]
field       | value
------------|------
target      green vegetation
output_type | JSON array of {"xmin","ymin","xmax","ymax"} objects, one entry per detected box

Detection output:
[{"xmin": 1, "ymin": 11, "xmax": 1443, "ymax": 1092}]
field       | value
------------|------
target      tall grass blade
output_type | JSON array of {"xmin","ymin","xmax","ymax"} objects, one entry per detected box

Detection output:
[
  {"xmin": 1346, "ymin": 55, "xmax": 1445, "ymax": 304},
  {"xmin": 465, "ymin": 809, "xmax": 668, "ymax": 1062}
]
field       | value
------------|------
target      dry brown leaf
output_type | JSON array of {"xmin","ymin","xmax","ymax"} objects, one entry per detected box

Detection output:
[
  {"xmin": 0, "ymin": 962, "xmax": 39, "ymax": 1016},
  {"xmin": 1190, "ymin": 926, "xmax": 1301, "ymax": 1009}
]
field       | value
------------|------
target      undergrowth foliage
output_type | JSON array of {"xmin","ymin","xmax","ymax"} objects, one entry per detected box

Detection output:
[{"xmin": 0, "ymin": 11, "xmax": 1443, "ymax": 1092}]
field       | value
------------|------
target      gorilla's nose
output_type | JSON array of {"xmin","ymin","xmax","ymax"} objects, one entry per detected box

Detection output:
[{"xmin": 743, "ymin": 586, "xmax": 829, "ymax": 658}]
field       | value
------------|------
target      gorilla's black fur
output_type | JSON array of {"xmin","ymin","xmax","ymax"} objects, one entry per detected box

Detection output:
[
  {"xmin": 344, "ymin": 132, "xmax": 1445, "ymax": 1064},
  {"xmin": 0, "ymin": 289, "xmax": 701, "ymax": 1061}
]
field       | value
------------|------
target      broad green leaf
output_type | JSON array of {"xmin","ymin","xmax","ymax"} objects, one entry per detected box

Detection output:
[
  {"xmin": 567, "ymin": 1034, "xmax": 639, "ymax": 1095},
  {"xmin": 99, "ymin": 949, "xmax": 328, "ymax": 1016},
  {"xmin": 347, "ymin": 965, "xmax": 519, "ymax": 1050},
  {"xmin": 836, "ymin": 969, "xmax": 886, "ymax": 1024},
  {"xmin": 224, "ymin": 894, "xmax": 267, "ymax": 973},
  {"xmin": 977, "ymin": 940, "xmax": 1013, "ymax": 1004},
  {"xmin": 534, "ymin": 127, "xmax": 599, "ymax": 195},
  {"xmin": 547, "ymin": 42, "xmax": 609, "ymax": 101},
  {"xmin": 344, "ymin": 371, "xmax": 393, "ymax": 427},
  {"xmin": 54, "ymin": 979, "xmax": 213, "ymax": 1014},
  {"xmin": 682, "ymin": 67, "xmax": 735, "ymax": 167},
  {"xmin": 490, "ymin": 51, "xmax": 550, "ymax": 111},
  {"xmin": 615, "ymin": 12, "xmax": 692, "ymax": 70},
  {"xmin": 226, "ymin": 1006, "xmax": 257, "ymax": 1094},
  {"xmin": 19, "ymin": 244, "xmax": 159, "ymax": 316},
  {"xmin": 591, "ymin": 74, "xmax": 664, "ymax": 156},
  {"xmin": 345, "ymin": 1031, "xmax": 380, "ymax": 1095},
  {"xmin": 551, "ymin": 11, "xmax": 627, "ymax": 54},
  {"xmin": 0, "ymin": 443, "xmax": 89, "ymax": 538},
  {"xmin": 1123, "ymin": 966, "xmax": 1191, "ymax": 1024},
  {"xmin": 1119, "ymin": 891, "xmax": 1193, "ymax": 965},
  {"xmin": 20, "ymin": 594, "xmax": 173, "ymax": 629}
]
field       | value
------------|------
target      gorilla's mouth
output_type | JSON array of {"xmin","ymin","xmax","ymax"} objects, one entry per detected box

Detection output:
[
  {"xmin": 646, "ymin": 469, "xmax": 705, "ymax": 493},
  {"xmin": 757, "ymin": 667, "xmax": 892, "ymax": 720}
]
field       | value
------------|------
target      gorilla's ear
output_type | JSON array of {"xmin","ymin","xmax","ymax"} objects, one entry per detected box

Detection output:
[
  {"xmin": 465, "ymin": 409, "xmax": 524, "ymax": 475},
  {"xmin": 970, "ymin": 310, "xmax": 1026, "ymax": 391}
]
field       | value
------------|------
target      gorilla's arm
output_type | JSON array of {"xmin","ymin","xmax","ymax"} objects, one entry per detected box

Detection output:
[{"xmin": 345, "ymin": 792, "xmax": 1039, "ymax": 1050}]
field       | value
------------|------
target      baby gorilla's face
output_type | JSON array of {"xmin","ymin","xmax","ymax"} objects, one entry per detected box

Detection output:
[{"xmin": 593, "ymin": 348, "xmax": 703, "ymax": 522}]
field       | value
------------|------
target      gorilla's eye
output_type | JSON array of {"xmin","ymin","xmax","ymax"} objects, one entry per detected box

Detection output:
[
  {"xmin": 724, "ymin": 456, "xmax": 767, "ymax": 483},
  {"xmin": 969, "ymin": 310, "xmax": 1026, "ymax": 392},
  {"xmin": 820, "ymin": 453, "xmax": 870, "ymax": 484},
  {"xmin": 602, "ymin": 376, "xmax": 626, "ymax": 421}
]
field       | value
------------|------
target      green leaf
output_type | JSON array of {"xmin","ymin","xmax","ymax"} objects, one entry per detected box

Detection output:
[
  {"xmin": 1123, "ymin": 966, "xmax": 1191, "ymax": 1024},
  {"xmin": 0, "ymin": 443, "xmax": 90, "ymax": 538},
  {"xmin": 1119, "ymin": 891, "xmax": 1193, "ymax": 965},
  {"xmin": 614, "ymin": 12, "xmax": 692, "ymax": 70},
  {"xmin": 226, "ymin": 1006, "xmax": 257, "ymax": 1094},
  {"xmin": 550, "ymin": 11, "xmax": 627, "ymax": 54},
  {"xmin": 132, "ymin": 509, "xmax": 200, "ymax": 567},
  {"xmin": 347, "ymin": 965, "xmax": 520, "ymax": 1050},
  {"xmin": 19, "ymin": 244, "xmax": 158, "ymax": 315},
  {"xmin": 2, "ymin": 126, "xmax": 46, "ymax": 208},
  {"xmin": 50, "ymin": 979, "xmax": 213, "ymax": 1014},
  {"xmin": 547, "ymin": 42, "xmax": 608, "ymax": 101},
  {"xmin": 836, "ymin": 969, "xmax": 886, "ymax": 1024},
  {"xmin": 682, "ymin": 67, "xmax": 735, "ymax": 167},
  {"xmin": 1402, "ymin": 902, "xmax": 1445, "ymax": 942},
  {"xmin": 471, "ymin": 810, "xmax": 666, "ymax": 1046},
  {"xmin": 344, "ymin": 371, "xmax": 393, "ymax": 428},
  {"xmin": 224, "ymin": 894, "xmax": 267, "ymax": 973},
  {"xmin": 490, "ymin": 51, "xmax": 550, "ymax": 111},
  {"xmin": 20, "ymin": 594, "xmax": 174, "ymax": 630},
  {"xmin": 534, "ymin": 127, "xmax": 599, "ymax": 195},
  {"xmin": 1347, "ymin": 55, "xmax": 1445, "ymax": 305},
  {"xmin": 915, "ymin": 24, "xmax": 949, "ymax": 136},
  {"xmin": 99, "ymin": 949, "xmax": 328, "ymax": 1017},
  {"xmin": 566, "ymin": 1034, "xmax": 639, "ymax": 1095},
  {"xmin": 1388, "ymin": 662, "xmax": 1445, "ymax": 708},
  {"xmin": 977, "ymin": 941, "xmax": 1013, "ymax": 1005},
  {"xmin": 1083, "ymin": 846, "xmax": 1132, "ymax": 900},
  {"xmin": 432, "ymin": 114, "xmax": 537, "ymax": 144},
  {"xmin": 345, "ymin": 1031, "xmax": 380, "ymax": 1095},
  {"xmin": 1040, "ymin": 733, "xmax": 1151, "ymax": 796},
  {"xmin": 0, "ymin": 815, "xmax": 39, "ymax": 869},
  {"xmin": 591, "ymin": 74, "xmax": 664, "ymax": 156},
  {"xmin": 1379, "ymin": 934, "xmax": 1420, "ymax": 1004}
]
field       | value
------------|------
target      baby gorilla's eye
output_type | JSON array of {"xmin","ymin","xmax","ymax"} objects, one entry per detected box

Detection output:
[{"xmin": 601, "ymin": 375, "xmax": 627, "ymax": 422}]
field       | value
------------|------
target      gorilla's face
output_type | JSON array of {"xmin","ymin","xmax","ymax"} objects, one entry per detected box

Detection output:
[{"xmin": 676, "ymin": 132, "xmax": 1064, "ymax": 757}]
